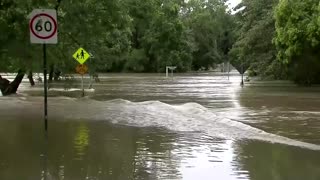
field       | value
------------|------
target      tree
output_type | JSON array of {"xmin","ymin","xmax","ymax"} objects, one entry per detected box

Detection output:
[
  {"xmin": 126, "ymin": 0, "xmax": 194, "ymax": 72},
  {"xmin": 274, "ymin": 0, "xmax": 320, "ymax": 84},
  {"xmin": 229, "ymin": 0, "xmax": 286, "ymax": 79},
  {"xmin": 0, "ymin": 0, "xmax": 132, "ymax": 73},
  {"xmin": 0, "ymin": 0, "xmax": 237, "ymax": 74},
  {"xmin": 0, "ymin": 69, "xmax": 25, "ymax": 95},
  {"xmin": 184, "ymin": 0, "xmax": 233, "ymax": 70}
]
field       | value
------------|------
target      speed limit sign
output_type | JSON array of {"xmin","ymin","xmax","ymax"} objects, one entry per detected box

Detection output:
[{"xmin": 28, "ymin": 9, "xmax": 58, "ymax": 44}]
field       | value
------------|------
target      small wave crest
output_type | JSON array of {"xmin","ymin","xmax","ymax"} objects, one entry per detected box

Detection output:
[
  {"xmin": 1, "ymin": 97, "xmax": 320, "ymax": 150},
  {"xmin": 103, "ymin": 99, "xmax": 320, "ymax": 150}
]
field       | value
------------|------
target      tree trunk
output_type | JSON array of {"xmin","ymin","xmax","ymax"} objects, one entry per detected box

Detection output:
[
  {"xmin": 27, "ymin": 71, "xmax": 35, "ymax": 86},
  {"xmin": 54, "ymin": 69, "xmax": 61, "ymax": 81},
  {"xmin": 0, "ymin": 77, "xmax": 10, "ymax": 94},
  {"xmin": 0, "ymin": 70, "xmax": 25, "ymax": 96},
  {"xmin": 49, "ymin": 64, "xmax": 54, "ymax": 82},
  {"xmin": 241, "ymin": 73, "xmax": 244, "ymax": 87}
]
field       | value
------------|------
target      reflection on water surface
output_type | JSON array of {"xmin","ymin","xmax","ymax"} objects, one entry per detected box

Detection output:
[{"xmin": 0, "ymin": 73, "xmax": 320, "ymax": 180}]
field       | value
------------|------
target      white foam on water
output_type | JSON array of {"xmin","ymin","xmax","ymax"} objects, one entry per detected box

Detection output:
[
  {"xmin": 94, "ymin": 99, "xmax": 320, "ymax": 151},
  {"xmin": 1, "ymin": 97, "xmax": 320, "ymax": 151},
  {"xmin": 50, "ymin": 88, "xmax": 95, "ymax": 92},
  {"xmin": 21, "ymin": 87, "xmax": 95, "ymax": 92}
]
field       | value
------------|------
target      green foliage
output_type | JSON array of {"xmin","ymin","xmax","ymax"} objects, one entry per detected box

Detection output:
[
  {"xmin": 0, "ymin": 0, "xmax": 233, "ymax": 73},
  {"xmin": 125, "ymin": 49, "xmax": 148, "ymax": 72},
  {"xmin": 229, "ymin": 0, "xmax": 320, "ymax": 84},
  {"xmin": 229, "ymin": 0, "xmax": 282, "ymax": 77},
  {"xmin": 274, "ymin": 0, "xmax": 320, "ymax": 84},
  {"xmin": 185, "ymin": 0, "xmax": 233, "ymax": 70},
  {"xmin": 127, "ymin": 0, "xmax": 194, "ymax": 72},
  {"xmin": 2, "ymin": 0, "xmax": 319, "ymax": 85}
]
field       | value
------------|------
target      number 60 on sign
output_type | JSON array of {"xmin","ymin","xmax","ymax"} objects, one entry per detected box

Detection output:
[{"xmin": 28, "ymin": 9, "xmax": 58, "ymax": 44}]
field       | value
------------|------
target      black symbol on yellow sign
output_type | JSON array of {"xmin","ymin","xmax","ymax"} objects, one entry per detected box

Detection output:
[{"xmin": 73, "ymin": 48, "xmax": 90, "ymax": 64}]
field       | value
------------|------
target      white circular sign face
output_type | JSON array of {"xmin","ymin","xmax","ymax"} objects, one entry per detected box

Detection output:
[{"xmin": 30, "ymin": 13, "xmax": 57, "ymax": 40}]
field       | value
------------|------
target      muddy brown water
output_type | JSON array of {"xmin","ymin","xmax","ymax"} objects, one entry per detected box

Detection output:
[{"xmin": 0, "ymin": 72, "xmax": 320, "ymax": 180}]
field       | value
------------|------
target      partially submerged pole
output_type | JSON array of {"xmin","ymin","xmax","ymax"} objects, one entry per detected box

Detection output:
[
  {"xmin": 43, "ymin": 44, "xmax": 48, "ymax": 132},
  {"xmin": 81, "ymin": 74, "xmax": 84, "ymax": 97},
  {"xmin": 228, "ymin": 61, "xmax": 230, "ymax": 80},
  {"xmin": 166, "ymin": 66, "xmax": 176, "ymax": 78},
  {"xmin": 240, "ymin": 63, "xmax": 244, "ymax": 87},
  {"xmin": 166, "ymin": 67, "xmax": 169, "ymax": 78}
]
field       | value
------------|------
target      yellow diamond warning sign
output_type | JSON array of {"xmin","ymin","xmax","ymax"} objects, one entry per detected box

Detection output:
[{"xmin": 73, "ymin": 47, "xmax": 90, "ymax": 64}]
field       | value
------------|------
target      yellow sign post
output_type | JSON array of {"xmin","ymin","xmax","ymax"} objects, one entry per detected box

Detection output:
[
  {"xmin": 72, "ymin": 47, "xmax": 90, "ymax": 97},
  {"xmin": 72, "ymin": 47, "xmax": 90, "ymax": 64}
]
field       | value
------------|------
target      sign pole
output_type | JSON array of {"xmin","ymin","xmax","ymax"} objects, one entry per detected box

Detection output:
[
  {"xmin": 73, "ymin": 48, "xmax": 90, "ymax": 97},
  {"xmin": 81, "ymin": 74, "xmax": 84, "ymax": 97},
  {"xmin": 228, "ymin": 61, "xmax": 230, "ymax": 80},
  {"xmin": 29, "ymin": 9, "xmax": 58, "ymax": 133},
  {"xmin": 43, "ymin": 44, "xmax": 48, "ymax": 132},
  {"xmin": 28, "ymin": 9, "xmax": 57, "ymax": 180}
]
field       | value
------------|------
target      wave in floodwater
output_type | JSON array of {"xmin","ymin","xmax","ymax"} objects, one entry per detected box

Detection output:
[{"xmin": 1, "ymin": 97, "xmax": 320, "ymax": 151}]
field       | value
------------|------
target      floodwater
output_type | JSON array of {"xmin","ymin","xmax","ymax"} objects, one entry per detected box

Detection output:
[{"xmin": 0, "ymin": 72, "xmax": 320, "ymax": 180}]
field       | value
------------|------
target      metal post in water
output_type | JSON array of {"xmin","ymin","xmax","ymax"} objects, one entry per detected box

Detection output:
[
  {"xmin": 166, "ymin": 66, "xmax": 168, "ymax": 78},
  {"xmin": 81, "ymin": 74, "xmax": 84, "ymax": 97},
  {"xmin": 223, "ymin": 62, "xmax": 225, "ymax": 73},
  {"xmin": 43, "ymin": 44, "xmax": 48, "ymax": 132},
  {"xmin": 228, "ymin": 61, "xmax": 230, "ymax": 80},
  {"xmin": 241, "ymin": 73, "xmax": 244, "ymax": 86},
  {"xmin": 241, "ymin": 63, "xmax": 244, "ymax": 87}
]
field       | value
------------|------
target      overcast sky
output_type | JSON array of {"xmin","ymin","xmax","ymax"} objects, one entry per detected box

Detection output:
[{"xmin": 227, "ymin": 0, "xmax": 241, "ymax": 8}]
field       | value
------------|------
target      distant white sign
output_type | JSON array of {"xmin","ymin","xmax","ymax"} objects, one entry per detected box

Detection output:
[{"xmin": 28, "ymin": 9, "xmax": 58, "ymax": 44}]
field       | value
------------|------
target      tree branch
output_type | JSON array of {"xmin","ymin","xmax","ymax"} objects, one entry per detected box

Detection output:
[{"xmin": 55, "ymin": 0, "xmax": 62, "ymax": 10}]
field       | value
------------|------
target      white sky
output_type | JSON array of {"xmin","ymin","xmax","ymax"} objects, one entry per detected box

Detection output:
[{"xmin": 227, "ymin": 0, "xmax": 242, "ymax": 8}]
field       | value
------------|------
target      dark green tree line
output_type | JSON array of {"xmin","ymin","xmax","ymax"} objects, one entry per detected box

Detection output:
[
  {"xmin": 230, "ymin": 0, "xmax": 320, "ymax": 85},
  {"xmin": 274, "ymin": 0, "xmax": 320, "ymax": 84},
  {"xmin": 1, "ymin": 0, "xmax": 320, "ymax": 84},
  {"xmin": 229, "ymin": 0, "xmax": 285, "ymax": 77},
  {"xmin": 0, "ymin": 0, "xmax": 232, "ymax": 74}
]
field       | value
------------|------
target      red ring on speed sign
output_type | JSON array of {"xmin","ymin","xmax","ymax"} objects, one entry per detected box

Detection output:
[{"xmin": 30, "ymin": 13, "xmax": 57, "ymax": 39}]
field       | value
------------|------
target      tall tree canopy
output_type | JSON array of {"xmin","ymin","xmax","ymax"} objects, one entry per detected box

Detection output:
[
  {"xmin": 0, "ymin": 0, "xmax": 232, "ymax": 73},
  {"xmin": 1, "ymin": 0, "xmax": 320, "ymax": 85},
  {"xmin": 184, "ymin": 0, "xmax": 234, "ymax": 70},
  {"xmin": 228, "ymin": 0, "xmax": 286, "ymax": 78},
  {"xmin": 274, "ymin": 0, "xmax": 320, "ymax": 84}
]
